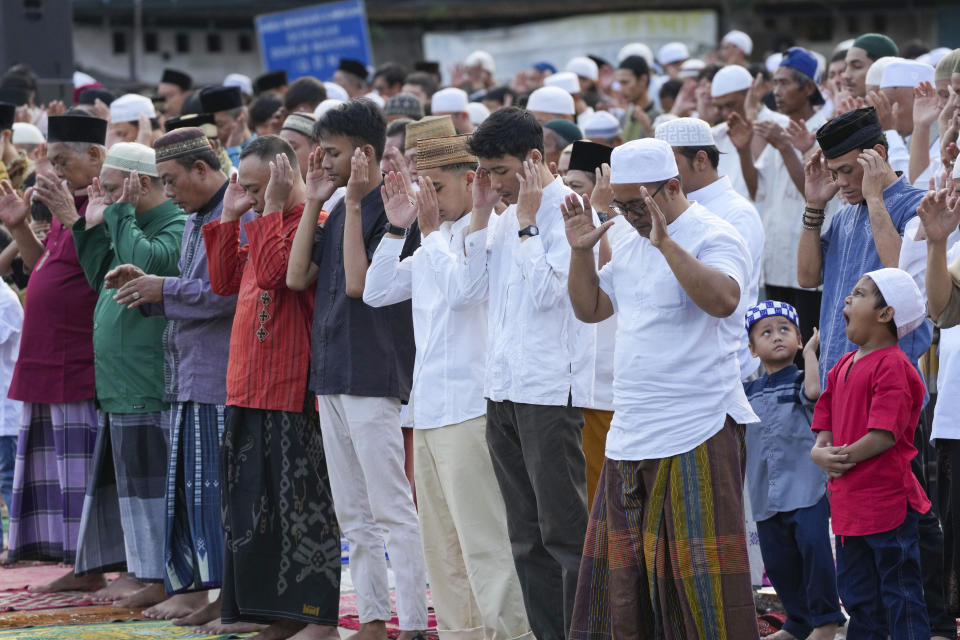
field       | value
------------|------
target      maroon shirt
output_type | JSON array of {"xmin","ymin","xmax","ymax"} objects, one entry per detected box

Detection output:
[{"xmin": 9, "ymin": 196, "xmax": 98, "ymax": 403}]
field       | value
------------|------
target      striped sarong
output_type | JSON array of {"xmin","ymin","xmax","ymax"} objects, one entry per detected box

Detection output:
[
  {"xmin": 570, "ymin": 417, "xmax": 760, "ymax": 640},
  {"xmin": 74, "ymin": 411, "xmax": 170, "ymax": 581},
  {"xmin": 163, "ymin": 402, "xmax": 225, "ymax": 593},
  {"xmin": 7, "ymin": 401, "xmax": 98, "ymax": 564}
]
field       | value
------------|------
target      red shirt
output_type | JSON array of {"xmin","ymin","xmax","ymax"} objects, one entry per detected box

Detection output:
[
  {"xmin": 203, "ymin": 204, "xmax": 323, "ymax": 412},
  {"xmin": 811, "ymin": 345, "xmax": 930, "ymax": 536},
  {"xmin": 9, "ymin": 196, "xmax": 98, "ymax": 403}
]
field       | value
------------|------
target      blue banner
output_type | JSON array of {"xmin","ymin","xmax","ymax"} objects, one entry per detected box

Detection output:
[{"xmin": 255, "ymin": 0, "xmax": 372, "ymax": 82}]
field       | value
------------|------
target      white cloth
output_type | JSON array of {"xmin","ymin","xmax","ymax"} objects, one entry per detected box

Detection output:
[
  {"xmin": 713, "ymin": 106, "xmax": 791, "ymax": 204},
  {"xmin": 591, "ymin": 216, "xmax": 634, "ymax": 411},
  {"xmin": 315, "ymin": 394, "xmax": 428, "ymax": 629},
  {"xmin": 363, "ymin": 214, "xmax": 487, "ymax": 430},
  {"xmin": 912, "ymin": 135, "xmax": 943, "ymax": 189},
  {"xmin": 885, "ymin": 130, "xmax": 910, "ymax": 175},
  {"xmin": 932, "ymin": 241, "xmax": 960, "ymax": 442},
  {"xmin": 597, "ymin": 202, "xmax": 758, "ymax": 460},
  {"xmin": 688, "ymin": 176, "xmax": 763, "ymax": 379},
  {"xmin": 460, "ymin": 177, "xmax": 596, "ymax": 407},
  {"xmin": 0, "ymin": 282, "xmax": 23, "ymax": 437}
]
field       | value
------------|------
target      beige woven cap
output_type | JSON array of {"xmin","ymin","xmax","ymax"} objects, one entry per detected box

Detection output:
[
  {"xmin": 102, "ymin": 142, "xmax": 159, "ymax": 177},
  {"xmin": 416, "ymin": 134, "xmax": 478, "ymax": 170},
  {"xmin": 405, "ymin": 115, "xmax": 456, "ymax": 151}
]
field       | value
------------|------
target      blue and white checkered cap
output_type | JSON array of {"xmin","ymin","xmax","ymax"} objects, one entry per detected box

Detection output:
[{"xmin": 744, "ymin": 300, "xmax": 800, "ymax": 333}]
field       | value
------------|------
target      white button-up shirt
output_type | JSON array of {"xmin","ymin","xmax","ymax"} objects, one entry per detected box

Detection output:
[
  {"xmin": 460, "ymin": 176, "xmax": 596, "ymax": 407},
  {"xmin": 598, "ymin": 203, "xmax": 758, "ymax": 460},
  {"xmin": 688, "ymin": 176, "xmax": 763, "ymax": 379},
  {"xmin": 363, "ymin": 214, "xmax": 487, "ymax": 430}
]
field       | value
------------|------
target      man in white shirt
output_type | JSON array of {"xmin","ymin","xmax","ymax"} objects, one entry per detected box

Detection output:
[
  {"xmin": 656, "ymin": 117, "xmax": 764, "ymax": 379},
  {"xmin": 563, "ymin": 138, "xmax": 760, "ymax": 639},
  {"xmin": 0, "ymin": 278, "xmax": 22, "ymax": 553},
  {"xmin": 363, "ymin": 135, "xmax": 530, "ymax": 640},
  {"xmin": 459, "ymin": 107, "xmax": 594, "ymax": 640}
]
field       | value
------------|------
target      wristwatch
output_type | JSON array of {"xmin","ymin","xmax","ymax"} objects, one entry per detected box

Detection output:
[
  {"xmin": 518, "ymin": 225, "xmax": 540, "ymax": 238},
  {"xmin": 385, "ymin": 222, "xmax": 408, "ymax": 237}
]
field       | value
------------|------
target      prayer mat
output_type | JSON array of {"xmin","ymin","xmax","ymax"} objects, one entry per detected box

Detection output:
[
  {"xmin": 338, "ymin": 592, "xmax": 438, "ymax": 637},
  {"xmin": 6, "ymin": 401, "xmax": 99, "ymax": 564},
  {"xmin": 0, "ymin": 563, "xmax": 121, "ymax": 591},
  {"xmin": 0, "ymin": 620, "xmax": 256, "ymax": 638},
  {"xmin": 0, "ymin": 589, "xmax": 95, "ymax": 611},
  {"xmin": 0, "ymin": 604, "xmax": 142, "ymax": 629},
  {"xmin": 757, "ymin": 612, "xmax": 786, "ymax": 637}
]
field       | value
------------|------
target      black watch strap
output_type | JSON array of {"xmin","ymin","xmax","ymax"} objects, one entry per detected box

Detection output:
[
  {"xmin": 385, "ymin": 222, "xmax": 408, "ymax": 237},
  {"xmin": 518, "ymin": 225, "xmax": 540, "ymax": 238}
]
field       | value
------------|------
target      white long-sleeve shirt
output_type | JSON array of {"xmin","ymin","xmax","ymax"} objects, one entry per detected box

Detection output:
[
  {"xmin": 363, "ymin": 214, "xmax": 487, "ymax": 429},
  {"xmin": 458, "ymin": 176, "xmax": 596, "ymax": 407}
]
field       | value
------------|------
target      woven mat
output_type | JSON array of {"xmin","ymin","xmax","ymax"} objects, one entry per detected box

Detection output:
[
  {"xmin": 0, "ymin": 619, "xmax": 255, "ymax": 639},
  {"xmin": 0, "ymin": 589, "xmax": 96, "ymax": 612},
  {"xmin": 0, "ymin": 605, "xmax": 143, "ymax": 629}
]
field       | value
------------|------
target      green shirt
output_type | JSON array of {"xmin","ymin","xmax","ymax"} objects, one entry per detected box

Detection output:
[{"xmin": 73, "ymin": 199, "xmax": 186, "ymax": 414}]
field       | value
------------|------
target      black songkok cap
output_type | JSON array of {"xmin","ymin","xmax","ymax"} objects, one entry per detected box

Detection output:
[
  {"xmin": 568, "ymin": 140, "xmax": 612, "ymax": 175},
  {"xmin": 164, "ymin": 112, "xmax": 215, "ymax": 133},
  {"xmin": 0, "ymin": 86, "xmax": 28, "ymax": 107},
  {"xmin": 200, "ymin": 86, "xmax": 244, "ymax": 113},
  {"xmin": 161, "ymin": 68, "xmax": 193, "ymax": 91},
  {"xmin": 77, "ymin": 87, "xmax": 114, "ymax": 106},
  {"xmin": 815, "ymin": 107, "xmax": 884, "ymax": 159},
  {"xmin": 253, "ymin": 70, "xmax": 288, "ymax": 95},
  {"xmin": 338, "ymin": 58, "xmax": 369, "ymax": 81},
  {"xmin": 414, "ymin": 61, "xmax": 440, "ymax": 75},
  {"xmin": 47, "ymin": 114, "xmax": 107, "ymax": 145},
  {"xmin": 0, "ymin": 102, "xmax": 15, "ymax": 130}
]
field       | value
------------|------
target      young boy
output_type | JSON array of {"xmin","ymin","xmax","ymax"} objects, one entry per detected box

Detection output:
[
  {"xmin": 811, "ymin": 268, "xmax": 931, "ymax": 639},
  {"xmin": 743, "ymin": 301, "xmax": 844, "ymax": 640}
]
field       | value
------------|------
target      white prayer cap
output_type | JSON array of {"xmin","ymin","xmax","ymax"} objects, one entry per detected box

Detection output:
[
  {"xmin": 323, "ymin": 82, "xmax": 350, "ymax": 102},
  {"xmin": 544, "ymin": 71, "xmax": 581, "ymax": 95},
  {"xmin": 224, "ymin": 73, "xmax": 253, "ymax": 97},
  {"xmin": 834, "ymin": 38, "xmax": 855, "ymax": 54},
  {"xmin": 610, "ymin": 138, "xmax": 678, "ymax": 184},
  {"xmin": 466, "ymin": 101, "xmax": 491, "ymax": 126},
  {"xmin": 678, "ymin": 59, "xmax": 705, "ymax": 79},
  {"xmin": 881, "ymin": 60, "xmax": 935, "ymax": 88},
  {"xmin": 102, "ymin": 141, "xmax": 158, "ymax": 177},
  {"xmin": 655, "ymin": 117, "xmax": 716, "ymax": 147},
  {"xmin": 765, "ymin": 53, "xmax": 784, "ymax": 74},
  {"xmin": 314, "ymin": 99, "xmax": 344, "ymax": 119},
  {"xmin": 526, "ymin": 86, "xmax": 575, "ymax": 115},
  {"xmin": 566, "ymin": 56, "xmax": 599, "ymax": 81},
  {"xmin": 73, "ymin": 71, "xmax": 97, "ymax": 88},
  {"xmin": 865, "ymin": 267, "xmax": 926, "ymax": 338},
  {"xmin": 465, "ymin": 50, "xmax": 495, "ymax": 74},
  {"xmin": 710, "ymin": 65, "xmax": 753, "ymax": 97},
  {"xmin": 618, "ymin": 42, "xmax": 654, "ymax": 67},
  {"xmin": 364, "ymin": 91, "xmax": 385, "ymax": 107},
  {"xmin": 722, "ymin": 30, "xmax": 753, "ymax": 55},
  {"xmin": 657, "ymin": 42, "xmax": 690, "ymax": 65},
  {"xmin": 12, "ymin": 122, "xmax": 44, "ymax": 145},
  {"xmin": 925, "ymin": 47, "xmax": 952, "ymax": 67},
  {"xmin": 582, "ymin": 111, "xmax": 621, "ymax": 138},
  {"xmin": 109, "ymin": 93, "xmax": 156, "ymax": 123},
  {"xmin": 431, "ymin": 87, "xmax": 469, "ymax": 114},
  {"xmin": 865, "ymin": 57, "xmax": 901, "ymax": 87}
]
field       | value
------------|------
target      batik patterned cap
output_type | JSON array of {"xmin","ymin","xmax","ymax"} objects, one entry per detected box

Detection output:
[
  {"xmin": 744, "ymin": 300, "xmax": 799, "ymax": 333},
  {"xmin": 404, "ymin": 115, "xmax": 456, "ymax": 151}
]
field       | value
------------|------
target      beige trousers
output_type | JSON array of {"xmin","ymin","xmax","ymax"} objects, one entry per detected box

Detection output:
[{"xmin": 414, "ymin": 416, "xmax": 533, "ymax": 640}]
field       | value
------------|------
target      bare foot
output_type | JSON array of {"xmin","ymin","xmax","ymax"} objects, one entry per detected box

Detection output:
[
  {"xmin": 288, "ymin": 624, "xmax": 340, "ymax": 640},
  {"xmin": 246, "ymin": 619, "xmax": 305, "ymax": 640},
  {"xmin": 172, "ymin": 595, "xmax": 220, "ymax": 626},
  {"xmin": 765, "ymin": 631, "xmax": 796, "ymax": 640},
  {"xmin": 931, "ymin": 637, "xmax": 953, "ymax": 640},
  {"xmin": 91, "ymin": 574, "xmax": 142, "ymax": 603},
  {"xmin": 113, "ymin": 582, "xmax": 166, "ymax": 609},
  {"xmin": 193, "ymin": 618, "xmax": 266, "ymax": 635},
  {"xmin": 143, "ymin": 590, "xmax": 210, "ymax": 620},
  {"xmin": 28, "ymin": 569, "xmax": 107, "ymax": 593},
  {"xmin": 804, "ymin": 624, "xmax": 838, "ymax": 640},
  {"xmin": 349, "ymin": 621, "xmax": 388, "ymax": 640}
]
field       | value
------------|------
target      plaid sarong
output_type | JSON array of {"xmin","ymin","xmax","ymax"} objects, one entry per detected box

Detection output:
[
  {"xmin": 7, "ymin": 401, "xmax": 99, "ymax": 564},
  {"xmin": 163, "ymin": 402, "xmax": 226, "ymax": 593},
  {"xmin": 74, "ymin": 411, "xmax": 170, "ymax": 581},
  {"xmin": 570, "ymin": 417, "xmax": 760, "ymax": 639}
]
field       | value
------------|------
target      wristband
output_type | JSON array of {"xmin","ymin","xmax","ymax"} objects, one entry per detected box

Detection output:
[
  {"xmin": 804, "ymin": 206, "xmax": 825, "ymax": 215},
  {"xmin": 385, "ymin": 223, "xmax": 408, "ymax": 237}
]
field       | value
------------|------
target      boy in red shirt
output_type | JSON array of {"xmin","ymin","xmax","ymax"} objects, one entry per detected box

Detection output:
[{"xmin": 811, "ymin": 267, "xmax": 930, "ymax": 639}]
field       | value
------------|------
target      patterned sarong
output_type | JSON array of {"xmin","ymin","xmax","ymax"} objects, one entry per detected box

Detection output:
[
  {"xmin": 220, "ymin": 401, "xmax": 341, "ymax": 626},
  {"xmin": 570, "ymin": 417, "xmax": 760, "ymax": 640},
  {"xmin": 74, "ymin": 412, "xmax": 170, "ymax": 581},
  {"xmin": 163, "ymin": 402, "xmax": 226, "ymax": 593},
  {"xmin": 7, "ymin": 401, "xmax": 99, "ymax": 563}
]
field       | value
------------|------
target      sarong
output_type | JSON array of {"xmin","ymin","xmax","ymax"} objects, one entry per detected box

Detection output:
[
  {"xmin": 74, "ymin": 412, "xmax": 170, "ymax": 581},
  {"xmin": 163, "ymin": 402, "xmax": 226, "ymax": 593},
  {"xmin": 570, "ymin": 417, "xmax": 760, "ymax": 640},
  {"xmin": 7, "ymin": 401, "xmax": 98, "ymax": 563},
  {"xmin": 220, "ymin": 402, "xmax": 341, "ymax": 626}
]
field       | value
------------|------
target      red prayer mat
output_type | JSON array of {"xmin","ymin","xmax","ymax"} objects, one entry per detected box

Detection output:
[
  {"xmin": 0, "ymin": 589, "xmax": 96, "ymax": 612},
  {"xmin": 338, "ymin": 593, "xmax": 438, "ymax": 638}
]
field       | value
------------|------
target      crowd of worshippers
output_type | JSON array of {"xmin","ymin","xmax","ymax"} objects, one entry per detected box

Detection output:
[{"xmin": 2, "ymin": 25, "xmax": 960, "ymax": 640}]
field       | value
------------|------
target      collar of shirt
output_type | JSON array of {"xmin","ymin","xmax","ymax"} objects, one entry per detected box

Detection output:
[
  {"xmin": 110, "ymin": 197, "xmax": 181, "ymax": 227},
  {"xmin": 197, "ymin": 181, "xmax": 229, "ymax": 217},
  {"xmin": 686, "ymin": 175, "xmax": 734, "ymax": 205},
  {"xmin": 763, "ymin": 364, "xmax": 800, "ymax": 387}
]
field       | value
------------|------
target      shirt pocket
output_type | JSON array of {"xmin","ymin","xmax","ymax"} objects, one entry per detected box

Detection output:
[{"xmin": 638, "ymin": 270, "xmax": 686, "ymax": 310}]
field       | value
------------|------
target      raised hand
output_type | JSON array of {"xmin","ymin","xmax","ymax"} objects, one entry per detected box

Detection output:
[
  {"xmin": 802, "ymin": 327, "xmax": 820, "ymax": 360},
  {"xmin": 515, "ymin": 159, "xmax": 543, "ymax": 228},
  {"xmin": 938, "ymin": 88, "xmax": 958, "ymax": 134},
  {"xmin": 416, "ymin": 176, "xmax": 441, "ymax": 237},
  {"xmin": 104, "ymin": 263, "xmax": 146, "ymax": 290},
  {"xmin": 345, "ymin": 147, "xmax": 376, "ymax": 205},
  {"xmin": 118, "ymin": 170, "xmax": 142, "ymax": 209},
  {"xmin": 726, "ymin": 112, "xmax": 753, "ymax": 151},
  {"xmin": 914, "ymin": 80, "xmax": 943, "ymax": 129},
  {"xmin": 643, "ymin": 185, "xmax": 671, "ymax": 248},
  {"xmin": 221, "ymin": 173, "xmax": 252, "ymax": 223},
  {"xmin": 380, "ymin": 145, "xmax": 414, "ymax": 195},
  {"xmin": 866, "ymin": 91, "xmax": 895, "ymax": 131},
  {"xmin": 744, "ymin": 73, "xmax": 765, "ymax": 122},
  {"xmin": 305, "ymin": 147, "xmax": 337, "ymax": 203},
  {"xmin": 590, "ymin": 163, "xmax": 614, "ymax": 215},
  {"xmin": 472, "ymin": 167, "xmax": 502, "ymax": 215},
  {"xmin": 34, "ymin": 172, "xmax": 79, "ymax": 228},
  {"xmin": 753, "ymin": 120, "xmax": 789, "ymax": 151},
  {"xmin": 263, "ymin": 153, "xmax": 295, "ymax": 215},
  {"xmin": 857, "ymin": 149, "xmax": 887, "ymax": 201},
  {"xmin": 561, "ymin": 192, "xmax": 613, "ymax": 250},
  {"xmin": 381, "ymin": 170, "xmax": 418, "ymax": 228},
  {"xmin": 785, "ymin": 118, "xmax": 816, "ymax": 153},
  {"xmin": 84, "ymin": 176, "xmax": 111, "ymax": 227},
  {"xmin": 0, "ymin": 180, "xmax": 29, "ymax": 228},
  {"xmin": 136, "ymin": 112, "xmax": 154, "ymax": 146},
  {"xmin": 803, "ymin": 149, "xmax": 839, "ymax": 207},
  {"xmin": 226, "ymin": 111, "xmax": 249, "ymax": 148},
  {"xmin": 917, "ymin": 188, "xmax": 960, "ymax": 244},
  {"xmin": 45, "ymin": 100, "xmax": 66, "ymax": 118},
  {"xmin": 90, "ymin": 98, "xmax": 110, "ymax": 121}
]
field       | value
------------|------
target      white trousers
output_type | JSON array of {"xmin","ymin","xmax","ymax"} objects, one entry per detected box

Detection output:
[
  {"xmin": 316, "ymin": 394, "xmax": 428, "ymax": 629},
  {"xmin": 415, "ymin": 417, "xmax": 533, "ymax": 640}
]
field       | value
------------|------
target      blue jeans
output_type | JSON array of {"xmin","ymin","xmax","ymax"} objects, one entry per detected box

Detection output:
[
  {"xmin": 837, "ymin": 508, "xmax": 931, "ymax": 640},
  {"xmin": 0, "ymin": 435, "xmax": 16, "ymax": 547},
  {"xmin": 757, "ymin": 495, "xmax": 845, "ymax": 638}
]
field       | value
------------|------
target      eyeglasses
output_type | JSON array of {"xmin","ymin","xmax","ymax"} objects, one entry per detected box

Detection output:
[{"xmin": 609, "ymin": 181, "xmax": 667, "ymax": 218}]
